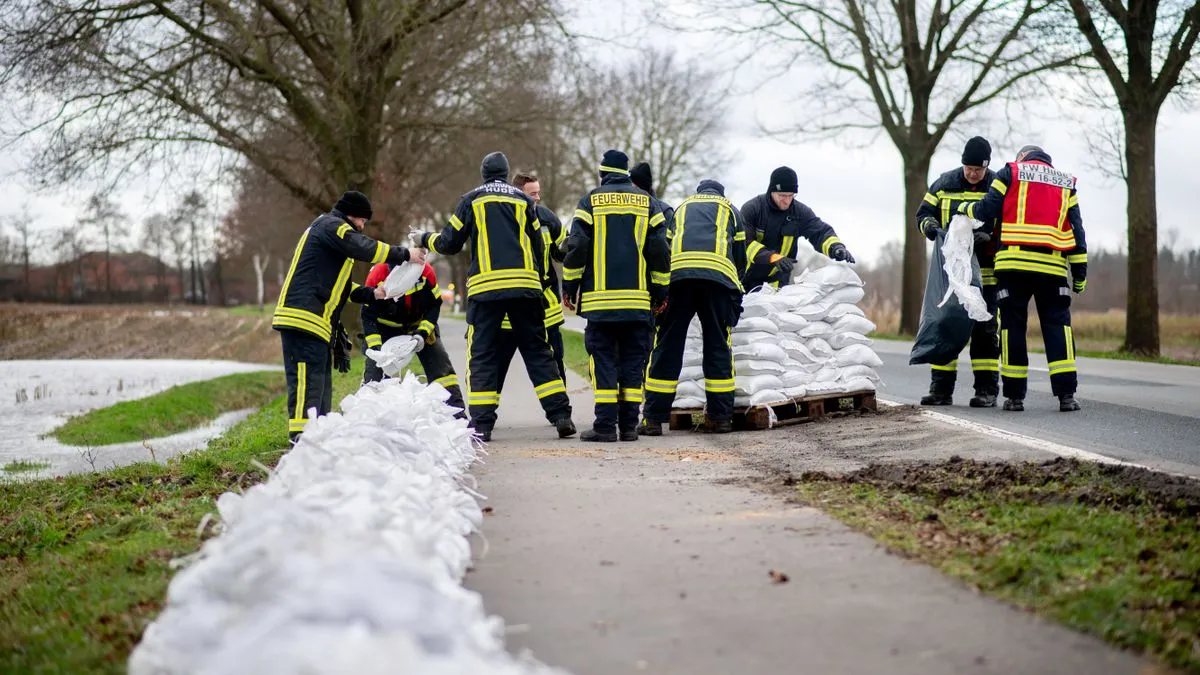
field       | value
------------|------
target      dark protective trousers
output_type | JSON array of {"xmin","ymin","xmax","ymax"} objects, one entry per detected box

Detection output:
[
  {"xmin": 584, "ymin": 321, "xmax": 651, "ymax": 434},
  {"xmin": 361, "ymin": 327, "xmax": 466, "ymax": 417},
  {"xmin": 996, "ymin": 270, "xmax": 1077, "ymax": 399},
  {"xmin": 281, "ymin": 329, "xmax": 333, "ymax": 442},
  {"xmin": 466, "ymin": 297, "xmax": 572, "ymax": 430},
  {"xmin": 929, "ymin": 285, "xmax": 1000, "ymax": 397},
  {"xmin": 643, "ymin": 279, "xmax": 739, "ymax": 423},
  {"xmin": 496, "ymin": 325, "xmax": 567, "ymax": 395}
]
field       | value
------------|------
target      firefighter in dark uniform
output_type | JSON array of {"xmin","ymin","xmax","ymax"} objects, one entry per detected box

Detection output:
[
  {"xmin": 350, "ymin": 260, "xmax": 466, "ymax": 416},
  {"xmin": 562, "ymin": 150, "xmax": 670, "ymax": 442},
  {"xmin": 493, "ymin": 171, "xmax": 568, "ymax": 395},
  {"xmin": 740, "ymin": 166, "xmax": 855, "ymax": 290},
  {"xmin": 960, "ymin": 145, "xmax": 1087, "ymax": 412},
  {"xmin": 641, "ymin": 179, "xmax": 746, "ymax": 436},
  {"xmin": 915, "ymin": 136, "xmax": 1002, "ymax": 408},
  {"xmin": 272, "ymin": 191, "xmax": 422, "ymax": 442},
  {"xmin": 420, "ymin": 152, "xmax": 575, "ymax": 441},
  {"xmin": 630, "ymin": 161, "xmax": 676, "ymax": 360}
]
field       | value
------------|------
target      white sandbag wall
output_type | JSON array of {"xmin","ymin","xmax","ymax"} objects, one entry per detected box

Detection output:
[
  {"xmin": 674, "ymin": 244, "xmax": 883, "ymax": 410},
  {"xmin": 129, "ymin": 374, "xmax": 565, "ymax": 675}
]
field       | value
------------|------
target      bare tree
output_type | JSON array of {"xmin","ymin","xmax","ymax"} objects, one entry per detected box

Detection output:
[
  {"xmin": 142, "ymin": 212, "xmax": 173, "ymax": 301},
  {"xmin": 698, "ymin": 0, "xmax": 1080, "ymax": 334},
  {"xmin": 0, "ymin": 1, "xmax": 563, "ymax": 215},
  {"xmin": 561, "ymin": 49, "xmax": 735, "ymax": 204},
  {"xmin": 1063, "ymin": 0, "xmax": 1200, "ymax": 356},
  {"xmin": 76, "ymin": 193, "xmax": 124, "ymax": 301}
]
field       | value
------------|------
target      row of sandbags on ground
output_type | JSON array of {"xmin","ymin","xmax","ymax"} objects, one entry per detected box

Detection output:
[
  {"xmin": 674, "ymin": 244, "xmax": 883, "ymax": 410},
  {"xmin": 129, "ymin": 375, "xmax": 565, "ymax": 675}
]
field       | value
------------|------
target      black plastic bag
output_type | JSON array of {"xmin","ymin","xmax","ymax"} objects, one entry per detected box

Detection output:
[{"xmin": 909, "ymin": 230, "xmax": 974, "ymax": 365}]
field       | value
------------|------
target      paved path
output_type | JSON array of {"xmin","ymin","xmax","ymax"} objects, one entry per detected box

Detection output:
[
  {"xmin": 873, "ymin": 338, "xmax": 1200, "ymax": 476},
  {"xmin": 435, "ymin": 320, "xmax": 1152, "ymax": 675}
]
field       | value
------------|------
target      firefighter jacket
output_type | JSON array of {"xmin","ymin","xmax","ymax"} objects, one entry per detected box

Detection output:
[
  {"xmin": 501, "ymin": 203, "xmax": 566, "ymax": 330},
  {"xmin": 917, "ymin": 167, "xmax": 999, "ymax": 285},
  {"xmin": 349, "ymin": 262, "xmax": 442, "ymax": 349},
  {"xmin": 422, "ymin": 179, "xmax": 545, "ymax": 302},
  {"xmin": 963, "ymin": 150, "xmax": 1087, "ymax": 280},
  {"xmin": 667, "ymin": 181, "xmax": 747, "ymax": 293},
  {"xmin": 562, "ymin": 173, "xmax": 671, "ymax": 322},
  {"xmin": 272, "ymin": 209, "xmax": 410, "ymax": 343},
  {"xmin": 740, "ymin": 193, "xmax": 843, "ymax": 261}
]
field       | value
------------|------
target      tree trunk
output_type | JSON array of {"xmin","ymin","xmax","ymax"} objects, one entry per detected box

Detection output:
[
  {"xmin": 900, "ymin": 155, "xmax": 932, "ymax": 335},
  {"xmin": 1122, "ymin": 108, "xmax": 1160, "ymax": 355},
  {"xmin": 253, "ymin": 252, "xmax": 267, "ymax": 311}
]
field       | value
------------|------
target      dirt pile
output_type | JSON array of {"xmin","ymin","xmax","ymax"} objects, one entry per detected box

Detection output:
[{"xmin": 0, "ymin": 303, "xmax": 280, "ymax": 363}]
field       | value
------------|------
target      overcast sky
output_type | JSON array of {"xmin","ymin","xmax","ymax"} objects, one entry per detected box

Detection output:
[{"xmin": 2, "ymin": 0, "xmax": 1197, "ymax": 266}]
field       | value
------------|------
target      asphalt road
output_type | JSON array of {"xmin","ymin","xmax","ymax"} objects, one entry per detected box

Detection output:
[{"xmin": 873, "ymin": 338, "xmax": 1200, "ymax": 476}]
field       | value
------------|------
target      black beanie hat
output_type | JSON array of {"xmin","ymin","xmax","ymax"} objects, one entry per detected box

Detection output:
[
  {"xmin": 599, "ymin": 149, "xmax": 630, "ymax": 176},
  {"xmin": 333, "ymin": 191, "xmax": 372, "ymax": 220},
  {"xmin": 768, "ymin": 166, "xmax": 798, "ymax": 194},
  {"xmin": 962, "ymin": 136, "xmax": 992, "ymax": 167},
  {"xmin": 630, "ymin": 162, "xmax": 653, "ymax": 192},
  {"xmin": 696, "ymin": 179, "xmax": 725, "ymax": 196},
  {"xmin": 481, "ymin": 151, "xmax": 509, "ymax": 181}
]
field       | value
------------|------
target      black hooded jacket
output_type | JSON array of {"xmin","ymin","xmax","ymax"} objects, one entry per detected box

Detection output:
[
  {"xmin": 740, "ymin": 193, "xmax": 842, "ymax": 261},
  {"xmin": 667, "ymin": 180, "xmax": 747, "ymax": 292}
]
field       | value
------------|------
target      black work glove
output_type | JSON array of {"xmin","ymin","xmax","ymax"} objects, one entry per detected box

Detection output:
[
  {"xmin": 775, "ymin": 256, "xmax": 795, "ymax": 278},
  {"xmin": 972, "ymin": 230, "xmax": 992, "ymax": 247},
  {"xmin": 920, "ymin": 217, "xmax": 940, "ymax": 242},
  {"xmin": 417, "ymin": 231, "xmax": 434, "ymax": 249},
  {"xmin": 333, "ymin": 324, "xmax": 352, "ymax": 373},
  {"xmin": 1071, "ymin": 263, "xmax": 1087, "ymax": 294},
  {"xmin": 829, "ymin": 243, "xmax": 855, "ymax": 264}
]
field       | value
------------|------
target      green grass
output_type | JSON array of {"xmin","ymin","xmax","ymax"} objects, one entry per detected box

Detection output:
[
  {"xmin": 797, "ymin": 458, "xmax": 1200, "ymax": 670},
  {"xmin": 52, "ymin": 371, "xmax": 285, "ymax": 446},
  {"xmin": 0, "ymin": 357, "xmax": 366, "ymax": 674},
  {"xmin": 559, "ymin": 326, "xmax": 590, "ymax": 379},
  {"xmin": 224, "ymin": 304, "xmax": 271, "ymax": 317},
  {"xmin": 3, "ymin": 459, "xmax": 51, "ymax": 474}
]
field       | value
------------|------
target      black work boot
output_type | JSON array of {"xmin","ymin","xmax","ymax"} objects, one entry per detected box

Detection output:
[
  {"xmin": 581, "ymin": 428, "xmax": 618, "ymax": 443},
  {"xmin": 1002, "ymin": 398, "xmax": 1024, "ymax": 412},
  {"xmin": 920, "ymin": 393, "xmax": 953, "ymax": 406},
  {"xmin": 1059, "ymin": 395, "xmax": 1081, "ymax": 412},
  {"xmin": 476, "ymin": 427, "xmax": 493, "ymax": 442},
  {"xmin": 969, "ymin": 393, "xmax": 997, "ymax": 408},
  {"xmin": 619, "ymin": 428, "xmax": 639, "ymax": 442},
  {"xmin": 638, "ymin": 420, "xmax": 663, "ymax": 437},
  {"xmin": 710, "ymin": 419, "xmax": 734, "ymax": 434},
  {"xmin": 555, "ymin": 418, "xmax": 577, "ymax": 438}
]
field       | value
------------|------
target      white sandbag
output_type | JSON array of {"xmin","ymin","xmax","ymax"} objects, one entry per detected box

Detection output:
[
  {"xmin": 781, "ymin": 370, "xmax": 814, "ymax": 388},
  {"xmin": 676, "ymin": 380, "xmax": 705, "ymax": 401},
  {"xmin": 750, "ymin": 389, "xmax": 789, "ymax": 406},
  {"xmin": 733, "ymin": 342, "xmax": 788, "ymax": 363},
  {"xmin": 678, "ymin": 365, "xmax": 705, "ymax": 382},
  {"xmin": 735, "ymin": 316, "xmax": 779, "ymax": 334},
  {"xmin": 380, "ymin": 261, "xmax": 425, "ymax": 299},
  {"xmin": 673, "ymin": 396, "xmax": 705, "ymax": 409},
  {"xmin": 732, "ymin": 331, "xmax": 776, "ymax": 347},
  {"xmin": 682, "ymin": 351, "xmax": 705, "ymax": 367},
  {"xmin": 777, "ymin": 283, "xmax": 823, "ymax": 306},
  {"xmin": 365, "ymin": 335, "xmax": 423, "ymax": 377},
  {"xmin": 734, "ymin": 395, "xmax": 751, "ymax": 407},
  {"xmin": 794, "ymin": 301, "xmax": 833, "ymax": 321},
  {"xmin": 774, "ymin": 312, "xmax": 809, "ymax": 332},
  {"xmin": 813, "ymin": 367, "xmax": 839, "ymax": 382},
  {"xmin": 798, "ymin": 263, "xmax": 864, "ymax": 290},
  {"xmin": 823, "ymin": 285, "xmax": 866, "ymax": 306},
  {"xmin": 799, "ymin": 322, "xmax": 833, "ymax": 338},
  {"xmin": 807, "ymin": 380, "xmax": 845, "ymax": 394},
  {"xmin": 780, "ymin": 339, "xmax": 822, "ymax": 365},
  {"xmin": 807, "ymin": 338, "xmax": 834, "ymax": 358},
  {"xmin": 832, "ymin": 344, "xmax": 884, "ymax": 368},
  {"xmin": 741, "ymin": 286, "xmax": 795, "ymax": 317},
  {"xmin": 735, "ymin": 374, "xmax": 785, "ymax": 396},
  {"xmin": 831, "ymin": 314, "xmax": 877, "ymax": 336},
  {"xmin": 828, "ymin": 332, "xmax": 872, "ymax": 349},
  {"xmin": 826, "ymin": 303, "xmax": 866, "ymax": 319},
  {"xmin": 838, "ymin": 365, "xmax": 881, "ymax": 382},
  {"xmin": 791, "ymin": 237, "xmax": 823, "ymax": 273},
  {"xmin": 783, "ymin": 385, "xmax": 808, "ymax": 398},
  {"xmin": 735, "ymin": 359, "xmax": 787, "ymax": 375},
  {"xmin": 942, "ymin": 214, "xmax": 993, "ymax": 322},
  {"xmin": 840, "ymin": 376, "xmax": 877, "ymax": 392}
]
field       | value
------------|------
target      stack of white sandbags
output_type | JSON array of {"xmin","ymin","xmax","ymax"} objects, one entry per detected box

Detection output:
[
  {"xmin": 674, "ymin": 244, "xmax": 883, "ymax": 410},
  {"xmin": 129, "ymin": 374, "xmax": 566, "ymax": 675}
]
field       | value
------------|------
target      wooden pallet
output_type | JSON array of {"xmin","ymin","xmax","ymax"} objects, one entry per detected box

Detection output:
[{"xmin": 668, "ymin": 390, "xmax": 878, "ymax": 432}]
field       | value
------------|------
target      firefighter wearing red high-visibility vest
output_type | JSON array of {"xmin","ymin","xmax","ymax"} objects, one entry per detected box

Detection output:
[{"xmin": 959, "ymin": 145, "xmax": 1088, "ymax": 413}]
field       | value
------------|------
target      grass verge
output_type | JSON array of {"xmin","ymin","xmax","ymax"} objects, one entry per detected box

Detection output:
[
  {"xmin": 796, "ymin": 457, "xmax": 1200, "ymax": 670},
  {"xmin": 52, "ymin": 371, "xmax": 285, "ymax": 446},
  {"xmin": 0, "ymin": 357, "xmax": 365, "ymax": 673},
  {"xmin": 559, "ymin": 326, "xmax": 590, "ymax": 379}
]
